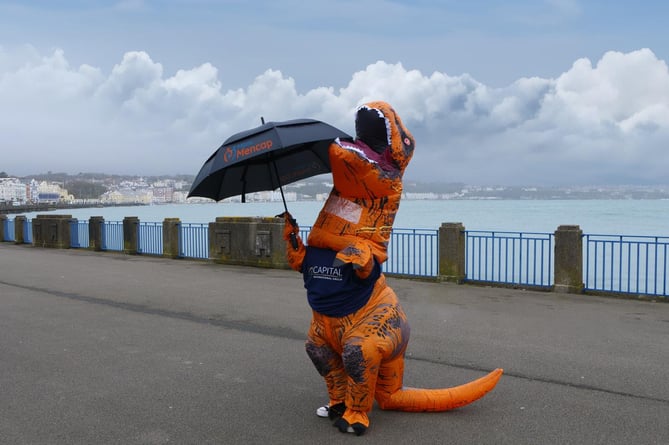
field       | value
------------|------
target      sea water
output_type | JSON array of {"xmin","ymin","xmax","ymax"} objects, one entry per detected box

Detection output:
[{"xmin": 16, "ymin": 199, "xmax": 669, "ymax": 237}]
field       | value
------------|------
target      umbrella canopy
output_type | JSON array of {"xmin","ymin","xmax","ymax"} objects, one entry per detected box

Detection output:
[{"xmin": 188, "ymin": 119, "xmax": 351, "ymax": 207}]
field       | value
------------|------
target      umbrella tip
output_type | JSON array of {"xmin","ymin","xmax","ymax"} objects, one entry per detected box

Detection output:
[{"xmin": 261, "ymin": 116, "xmax": 265, "ymax": 124}]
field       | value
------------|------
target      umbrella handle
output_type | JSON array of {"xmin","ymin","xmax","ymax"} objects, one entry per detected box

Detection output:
[{"xmin": 276, "ymin": 211, "xmax": 300, "ymax": 250}]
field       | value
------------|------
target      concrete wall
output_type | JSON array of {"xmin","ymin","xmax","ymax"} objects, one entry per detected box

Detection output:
[
  {"xmin": 208, "ymin": 216, "xmax": 289, "ymax": 269},
  {"xmin": 31, "ymin": 215, "xmax": 72, "ymax": 248}
]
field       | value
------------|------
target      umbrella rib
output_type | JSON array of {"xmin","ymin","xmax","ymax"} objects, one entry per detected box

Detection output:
[
  {"xmin": 240, "ymin": 163, "xmax": 248, "ymax": 203},
  {"xmin": 272, "ymin": 157, "xmax": 288, "ymax": 213},
  {"xmin": 216, "ymin": 166, "xmax": 229, "ymax": 201}
]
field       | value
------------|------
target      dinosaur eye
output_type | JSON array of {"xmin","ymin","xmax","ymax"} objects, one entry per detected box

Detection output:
[{"xmin": 404, "ymin": 137, "xmax": 411, "ymax": 145}]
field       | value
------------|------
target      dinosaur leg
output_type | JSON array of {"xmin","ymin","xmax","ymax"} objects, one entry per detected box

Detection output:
[
  {"xmin": 374, "ymin": 353, "xmax": 406, "ymax": 403},
  {"xmin": 305, "ymin": 314, "xmax": 347, "ymax": 412},
  {"xmin": 335, "ymin": 282, "xmax": 411, "ymax": 434}
]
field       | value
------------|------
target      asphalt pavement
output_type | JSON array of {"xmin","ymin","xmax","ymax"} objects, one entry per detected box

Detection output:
[{"xmin": 1, "ymin": 243, "xmax": 668, "ymax": 445}]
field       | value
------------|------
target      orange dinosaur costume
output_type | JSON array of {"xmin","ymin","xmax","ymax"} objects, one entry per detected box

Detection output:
[{"xmin": 284, "ymin": 101, "xmax": 502, "ymax": 435}]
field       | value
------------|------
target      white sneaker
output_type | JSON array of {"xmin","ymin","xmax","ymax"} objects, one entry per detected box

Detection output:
[{"xmin": 316, "ymin": 404, "xmax": 329, "ymax": 418}]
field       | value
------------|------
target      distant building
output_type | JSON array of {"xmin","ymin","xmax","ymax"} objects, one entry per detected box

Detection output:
[
  {"xmin": 253, "ymin": 190, "xmax": 297, "ymax": 202},
  {"xmin": 0, "ymin": 178, "xmax": 28, "ymax": 204},
  {"xmin": 151, "ymin": 186, "xmax": 174, "ymax": 204},
  {"xmin": 37, "ymin": 192, "xmax": 60, "ymax": 204},
  {"xmin": 28, "ymin": 179, "xmax": 39, "ymax": 202},
  {"xmin": 101, "ymin": 188, "xmax": 152, "ymax": 204},
  {"xmin": 35, "ymin": 181, "xmax": 73, "ymax": 203},
  {"xmin": 404, "ymin": 192, "xmax": 440, "ymax": 200},
  {"xmin": 172, "ymin": 191, "xmax": 189, "ymax": 203}
]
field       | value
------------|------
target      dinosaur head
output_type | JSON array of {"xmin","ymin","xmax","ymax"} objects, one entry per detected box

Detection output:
[{"xmin": 354, "ymin": 101, "xmax": 415, "ymax": 173}]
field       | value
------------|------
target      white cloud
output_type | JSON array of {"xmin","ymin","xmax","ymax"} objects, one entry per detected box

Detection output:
[
  {"xmin": 0, "ymin": 45, "xmax": 667, "ymax": 185},
  {"xmin": 97, "ymin": 51, "xmax": 163, "ymax": 104}
]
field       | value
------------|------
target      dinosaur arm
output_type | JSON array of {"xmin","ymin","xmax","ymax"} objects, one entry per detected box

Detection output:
[
  {"xmin": 333, "ymin": 242, "xmax": 375, "ymax": 280},
  {"xmin": 281, "ymin": 212, "xmax": 306, "ymax": 271}
]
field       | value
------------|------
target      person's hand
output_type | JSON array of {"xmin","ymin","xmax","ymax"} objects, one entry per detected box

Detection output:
[{"xmin": 276, "ymin": 211, "xmax": 298, "ymax": 230}]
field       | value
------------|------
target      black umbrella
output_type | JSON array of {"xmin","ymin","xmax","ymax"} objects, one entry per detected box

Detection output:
[{"xmin": 188, "ymin": 118, "xmax": 351, "ymax": 212}]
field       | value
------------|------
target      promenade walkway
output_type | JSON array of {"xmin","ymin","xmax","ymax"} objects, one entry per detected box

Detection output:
[{"xmin": 1, "ymin": 243, "xmax": 668, "ymax": 444}]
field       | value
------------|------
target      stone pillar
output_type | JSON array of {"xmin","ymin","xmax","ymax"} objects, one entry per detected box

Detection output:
[
  {"xmin": 554, "ymin": 225, "xmax": 584, "ymax": 293},
  {"xmin": 123, "ymin": 216, "xmax": 139, "ymax": 255},
  {"xmin": 31, "ymin": 215, "xmax": 72, "ymax": 248},
  {"xmin": 29, "ymin": 215, "xmax": 40, "ymax": 246},
  {"xmin": 208, "ymin": 216, "xmax": 288, "ymax": 268},
  {"xmin": 14, "ymin": 215, "xmax": 27, "ymax": 245},
  {"xmin": 439, "ymin": 222, "xmax": 466, "ymax": 283},
  {"xmin": 89, "ymin": 216, "xmax": 105, "ymax": 251},
  {"xmin": 0, "ymin": 214, "xmax": 7, "ymax": 242},
  {"xmin": 163, "ymin": 218, "xmax": 181, "ymax": 259}
]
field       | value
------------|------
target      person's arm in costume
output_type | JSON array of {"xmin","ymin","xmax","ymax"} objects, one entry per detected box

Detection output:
[
  {"xmin": 333, "ymin": 244, "xmax": 375, "ymax": 280},
  {"xmin": 280, "ymin": 212, "xmax": 306, "ymax": 271}
]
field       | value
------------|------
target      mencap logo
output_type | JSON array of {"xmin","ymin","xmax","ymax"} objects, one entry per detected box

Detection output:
[
  {"xmin": 222, "ymin": 139, "xmax": 274, "ymax": 164},
  {"xmin": 223, "ymin": 147, "xmax": 234, "ymax": 163}
]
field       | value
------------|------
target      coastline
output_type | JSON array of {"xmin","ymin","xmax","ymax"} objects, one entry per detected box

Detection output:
[{"xmin": 0, "ymin": 202, "xmax": 147, "ymax": 215}]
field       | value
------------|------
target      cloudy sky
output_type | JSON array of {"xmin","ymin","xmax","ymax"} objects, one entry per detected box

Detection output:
[{"xmin": 1, "ymin": 0, "xmax": 668, "ymax": 186}]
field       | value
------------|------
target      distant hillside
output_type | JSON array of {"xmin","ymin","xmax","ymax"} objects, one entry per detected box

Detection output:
[{"xmin": 12, "ymin": 172, "xmax": 669, "ymax": 200}]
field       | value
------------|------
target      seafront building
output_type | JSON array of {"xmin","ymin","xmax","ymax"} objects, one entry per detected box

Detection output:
[
  {"xmin": 33, "ymin": 180, "xmax": 74, "ymax": 204},
  {"xmin": 0, "ymin": 178, "xmax": 27, "ymax": 204},
  {"xmin": 0, "ymin": 177, "xmax": 192, "ymax": 206},
  {"xmin": 0, "ymin": 176, "xmax": 502, "ymax": 205},
  {"xmin": 0, "ymin": 178, "xmax": 74, "ymax": 205}
]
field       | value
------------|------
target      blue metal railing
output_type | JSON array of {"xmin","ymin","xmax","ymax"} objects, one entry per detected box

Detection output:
[
  {"xmin": 465, "ymin": 230, "xmax": 554, "ymax": 287},
  {"xmin": 584, "ymin": 234, "xmax": 668, "ymax": 297},
  {"xmin": 299, "ymin": 226, "xmax": 311, "ymax": 242},
  {"xmin": 70, "ymin": 220, "xmax": 89, "ymax": 248},
  {"xmin": 385, "ymin": 228, "xmax": 439, "ymax": 277},
  {"xmin": 22, "ymin": 219, "xmax": 32, "ymax": 244},
  {"xmin": 179, "ymin": 223, "xmax": 209, "ymax": 259},
  {"xmin": 3, "ymin": 218, "xmax": 13, "ymax": 241},
  {"xmin": 138, "ymin": 222, "xmax": 163, "ymax": 255},
  {"xmin": 298, "ymin": 226, "xmax": 438, "ymax": 278},
  {"xmin": 1, "ymin": 219, "xmax": 32, "ymax": 243},
  {"xmin": 102, "ymin": 221, "xmax": 124, "ymax": 251},
  {"xmin": 3, "ymin": 215, "xmax": 666, "ymax": 297}
]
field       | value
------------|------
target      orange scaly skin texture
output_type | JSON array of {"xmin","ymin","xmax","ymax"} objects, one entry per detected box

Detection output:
[
  {"xmin": 307, "ymin": 101, "xmax": 415, "ymax": 264},
  {"xmin": 376, "ymin": 368, "xmax": 504, "ymax": 412},
  {"xmin": 286, "ymin": 101, "xmax": 502, "ymax": 433}
]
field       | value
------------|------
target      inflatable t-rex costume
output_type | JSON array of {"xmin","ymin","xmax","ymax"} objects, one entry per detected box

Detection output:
[{"xmin": 283, "ymin": 101, "xmax": 502, "ymax": 435}]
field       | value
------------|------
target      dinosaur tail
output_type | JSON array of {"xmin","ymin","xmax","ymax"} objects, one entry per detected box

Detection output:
[{"xmin": 378, "ymin": 368, "xmax": 503, "ymax": 412}]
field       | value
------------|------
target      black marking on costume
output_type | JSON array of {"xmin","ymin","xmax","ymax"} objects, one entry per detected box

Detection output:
[
  {"xmin": 342, "ymin": 344, "xmax": 366, "ymax": 383},
  {"xmin": 306, "ymin": 342, "xmax": 336, "ymax": 376}
]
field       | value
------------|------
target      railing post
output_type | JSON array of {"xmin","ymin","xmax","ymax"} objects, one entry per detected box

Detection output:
[
  {"xmin": 89, "ymin": 216, "xmax": 105, "ymax": 251},
  {"xmin": 14, "ymin": 215, "xmax": 26, "ymax": 245},
  {"xmin": 0, "ymin": 214, "xmax": 7, "ymax": 242},
  {"xmin": 554, "ymin": 225, "xmax": 584, "ymax": 293},
  {"xmin": 439, "ymin": 222, "xmax": 466, "ymax": 283},
  {"xmin": 123, "ymin": 216, "xmax": 140, "ymax": 255},
  {"xmin": 163, "ymin": 218, "xmax": 181, "ymax": 259}
]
